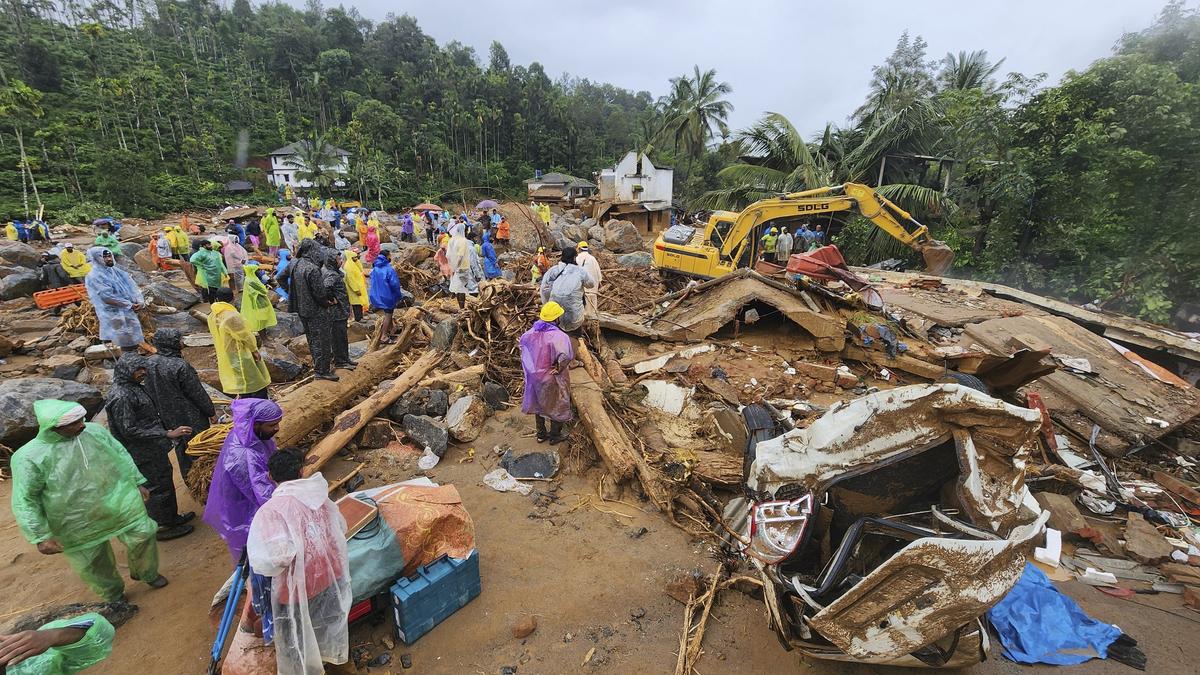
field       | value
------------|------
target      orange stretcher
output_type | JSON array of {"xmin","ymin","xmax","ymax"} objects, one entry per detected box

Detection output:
[{"xmin": 34, "ymin": 284, "xmax": 88, "ymax": 309}]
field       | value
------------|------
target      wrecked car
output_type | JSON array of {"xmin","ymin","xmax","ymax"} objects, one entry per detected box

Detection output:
[{"xmin": 726, "ymin": 383, "xmax": 1049, "ymax": 667}]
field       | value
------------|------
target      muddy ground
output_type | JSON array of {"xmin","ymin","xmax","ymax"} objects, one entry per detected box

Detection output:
[{"xmin": 3, "ymin": 406, "xmax": 1198, "ymax": 674}]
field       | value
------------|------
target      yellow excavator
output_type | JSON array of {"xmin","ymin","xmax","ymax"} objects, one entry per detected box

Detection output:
[{"xmin": 652, "ymin": 182, "xmax": 955, "ymax": 278}]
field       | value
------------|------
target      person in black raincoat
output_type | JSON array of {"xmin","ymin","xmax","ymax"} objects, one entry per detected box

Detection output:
[
  {"xmin": 145, "ymin": 328, "xmax": 216, "ymax": 479},
  {"xmin": 289, "ymin": 240, "xmax": 337, "ymax": 381},
  {"xmin": 104, "ymin": 353, "xmax": 196, "ymax": 540},
  {"xmin": 322, "ymin": 247, "xmax": 357, "ymax": 371}
]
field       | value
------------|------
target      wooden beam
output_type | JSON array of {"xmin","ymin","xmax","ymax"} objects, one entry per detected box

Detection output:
[{"xmin": 841, "ymin": 344, "xmax": 947, "ymax": 380}]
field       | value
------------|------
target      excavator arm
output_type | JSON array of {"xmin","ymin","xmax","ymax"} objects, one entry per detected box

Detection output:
[{"xmin": 715, "ymin": 182, "xmax": 954, "ymax": 275}]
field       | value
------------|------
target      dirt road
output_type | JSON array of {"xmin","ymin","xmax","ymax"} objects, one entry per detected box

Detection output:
[{"xmin": 2, "ymin": 407, "xmax": 1197, "ymax": 673}]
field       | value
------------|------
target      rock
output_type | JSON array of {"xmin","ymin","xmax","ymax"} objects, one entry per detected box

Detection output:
[
  {"xmin": 40, "ymin": 354, "xmax": 85, "ymax": 380},
  {"xmin": 425, "ymin": 389, "xmax": 449, "ymax": 417},
  {"xmin": 349, "ymin": 341, "xmax": 368, "ymax": 361},
  {"xmin": 144, "ymin": 281, "xmax": 200, "ymax": 310},
  {"xmin": 510, "ymin": 226, "xmax": 540, "ymax": 253},
  {"xmin": 264, "ymin": 312, "xmax": 305, "ymax": 341},
  {"xmin": 0, "ymin": 378, "xmax": 104, "ymax": 446},
  {"xmin": 151, "ymin": 312, "xmax": 207, "ymax": 334},
  {"xmin": 616, "ymin": 252, "xmax": 652, "ymax": 268},
  {"xmin": 562, "ymin": 222, "xmax": 590, "ymax": 244},
  {"xmin": 580, "ymin": 217, "xmax": 597, "ymax": 231},
  {"xmin": 588, "ymin": 224, "xmax": 605, "ymax": 242},
  {"xmin": 83, "ymin": 344, "xmax": 121, "ymax": 362},
  {"xmin": 1184, "ymin": 586, "xmax": 1200, "ymax": 611},
  {"xmin": 501, "ymin": 270, "xmax": 515, "ymax": 282},
  {"xmin": 445, "ymin": 394, "xmax": 488, "ymax": 443},
  {"xmin": 603, "ymin": 220, "xmax": 643, "ymax": 253},
  {"xmin": 1033, "ymin": 492, "xmax": 1089, "ymax": 536},
  {"xmin": 0, "ymin": 265, "xmax": 23, "ymax": 278},
  {"xmin": 402, "ymin": 415, "xmax": 449, "ymax": 457},
  {"xmin": 182, "ymin": 333, "xmax": 214, "ymax": 347},
  {"xmin": 511, "ymin": 615, "xmax": 537, "ymax": 640},
  {"xmin": 1124, "ymin": 512, "xmax": 1174, "ymax": 564},
  {"xmin": 356, "ymin": 418, "xmax": 394, "ymax": 449},
  {"xmin": 0, "ymin": 270, "xmax": 42, "ymax": 300},
  {"xmin": 481, "ymin": 381, "xmax": 510, "ymax": 409},
  {"xmin": 388, "ymin": 388, "xmax": 450, "ymax": 422},
  {"xmin": 287, "ymin": 336, "xmax": 311, "ymax": 359},
  {"xmin": 564, "ymin": 209, "xmax": 582, "ymax": 221},
  {"xmin": 67, "ymin": 336, "xmax": 92, "ymax": 351},
  {"xmin": 0, "ymin": 242, "xmax": 40, "ymax": 268},
  {"xmin": 118, "ymin": 242, "xmax": 144, "ymax": 259},
  {"xmin": 665, "ymin": 571, "xmax": 704, "ymax": 605},
  {"xmin": 347, "ymin": 319, "xmax": 374, "ymax": 343},
  {"xmin": 431, "ymin": 318, "xmax": 457, "ymax": 351},
  {"xmin": 0, "ymin": 334, "xmax": 18, "ymax": 358},
  {"xmin": 260, "ymin": 342, "xmax": 305, "ymax": 382},
  {"xmin": 133, "ymin": 248, "xmax": 156, "ymax": 272},
  {"xmin": 197, "ymin": 368, "xmax": 223, "ymax": 390}
]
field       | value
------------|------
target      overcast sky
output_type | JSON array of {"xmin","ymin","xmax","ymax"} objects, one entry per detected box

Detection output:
[{"xmin": 308, "ymin": 0, "xmax": 1170, "ymax": 135}]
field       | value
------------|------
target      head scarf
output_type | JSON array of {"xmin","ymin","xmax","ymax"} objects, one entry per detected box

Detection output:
[
  {"xmin": 85, "ymin": 246, "xmax": 140, "ymax": 300},
  {"xmin": 152, "ymin": 328, "xmax": 183, "ymax": 357},
  {"xmin": 229, "ymin": 398, "xmax": 283, "ymax": 453},
  {"xmin": 297, "ymin": 238, "xmax": 323, "ymax": 263},
  {"xmin": 54, "ymin": 403, "xmax": 88, "ymax": 428}
]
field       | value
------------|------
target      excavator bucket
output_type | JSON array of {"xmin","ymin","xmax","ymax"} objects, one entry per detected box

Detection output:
[{"xmin": 918, "ymin": 240, "xmax": 955, "ymax": 276}]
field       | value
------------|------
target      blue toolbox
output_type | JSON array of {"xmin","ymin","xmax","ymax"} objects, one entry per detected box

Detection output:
[{"xmin": 390, "ymin": 549, "xmax": 480, "ymax": 644}]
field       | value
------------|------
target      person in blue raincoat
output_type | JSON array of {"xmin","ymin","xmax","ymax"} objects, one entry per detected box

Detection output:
[
  {"xmin": 481, "ymin": 230, "xmax": 502, "ymax": 279},
  {"xmin": 83, "ymin": 247, "xmax": 144, "ymax": 351},
  {"xmin": 273, "ymin": 249, "xmax": 292, "ymax": 304},
  {"xmin": 368, "ymin": 250, "xmax": 404, "ymax": 344}
]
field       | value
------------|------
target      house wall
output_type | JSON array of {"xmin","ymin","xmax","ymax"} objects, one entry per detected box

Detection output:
[
  {"xmin": 268, "ymin": 155, "xmax": 350, "ymax": 188},
  {"xmin": 599, "ymin": 152, "xmax": 673, "ymax": 206}
]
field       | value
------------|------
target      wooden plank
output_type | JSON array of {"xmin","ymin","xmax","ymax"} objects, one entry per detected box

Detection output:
[{"xmin": 841, "ymin": 344, "xmax": 947, "ymax": 380}]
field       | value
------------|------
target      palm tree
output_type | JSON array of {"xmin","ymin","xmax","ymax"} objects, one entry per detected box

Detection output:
[
  {"xmin": 938, "ymin": 50, "xmax": 1006, "ymax": 91},
  {"xmin": 660, "ymin": 66, "xmax": 733, "ymax": 179},
  {"xmin": 289, "ymin": 130, "xmax": 343, "ymax": 195}
]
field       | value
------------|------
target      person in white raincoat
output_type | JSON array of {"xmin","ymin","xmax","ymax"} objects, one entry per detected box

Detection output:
[
  {"xmin": 575, "ymin": 241, "xmax": 602, "ymax": 318},
  {"xmin": 445, "ymin": 222, "xmax": 478, "ymax": 310},
  {"xmin": 83, "ymin": 247, "xmax": 145, "ymax": 350},
  {"xmin": 246, "ymin": 449, "xmax": 351, "ymax": 675},
  {"xmin": 539, "ymin": 247, "xmax": 595, "ymax": 332}
]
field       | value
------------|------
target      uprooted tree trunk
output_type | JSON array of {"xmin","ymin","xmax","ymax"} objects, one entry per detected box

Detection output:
[
  {"xmin": 275, "ymin": 308, "xmax": 422, "ymax": 449},
  {"xmin": 302, "ymin": 348, "xmax": 445, "ymax": 476}
]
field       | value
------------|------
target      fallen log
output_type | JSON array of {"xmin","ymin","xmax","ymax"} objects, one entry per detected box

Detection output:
[
  {"xmin": 419, "ymin": 364, "xmax": 486, "ymax": 389},
  {"xmin": 275, "ymin": 308, "xmax": 421, "ymax": 449},
  {"xmin": 302, "ymin": 348, "xmax": 445, "ymax": 476}
]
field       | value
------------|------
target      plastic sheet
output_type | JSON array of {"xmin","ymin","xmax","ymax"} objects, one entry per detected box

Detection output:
[{"xmin": 987, "ymin": 563, "xmax": 1122, "ymax": 665}]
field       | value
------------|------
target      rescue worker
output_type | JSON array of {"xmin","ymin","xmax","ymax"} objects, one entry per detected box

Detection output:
[
  {"xmin": 146, "ymin": 328, "xmax": 215, "ymax": 479},
  {"xmin": 362, "ymin": 225, "xmax": 380, "ymax": 265},
  {"xmin": 104, "ymin": 353, "xmax": 196, "ymax": 540},
  {"xmin": 4, "ymin": 221, "xmax": 16, "ymax": 241},
  {"xmin": 58, "ymin": 243, "xmax": 91, "ymax": 280},
  {"xmin": 368, "ymin": 250, "xmax": 403, "ymax": 345},
  {"xmin": 290, "ymin": 240, "xmax": 337, "ymax": 381},
  {"xmin": 11, "ymin": 400, "xmax": 170, "ymax": 602},
  {"xmin": 282, "ymin": 215, "xmax": 300, "ymax": 252},
  {"xmin": 775, "ymin": 226, "xmax": 794, "ymax": 264},
  {"xmin": 322, "ymin": 249, "xmax": 356, "ymax": 371},
  {"xmin": 0, "ymin": 611, "xmax": 115, "ymax": 674},
  {"xmin": 761, "ymin": 227, "xmax": 778, "ymax": 260},
  {"xmin": 83, "ymin": 247, "xmax": 144, "ymax": 352},
  {"xmin": 539, "ymin": 247, "xmax": 595, "ymax": 333},
  {"xmin": 203, "ymin": 398, "xmax": 285, "ymax": 560},
  {"xmin": 189, "ymin": 239, "xmax": 228, "ymax": 302},
  {"xmin": 240, "ymin": 262, "xmax": 278, "ymax": 333},
  {"xmin": 93, "ymin": 226, "xmax": 121, "ymax": 256},
  {"xmin": 262, "ymin": 208, "xmax": 282, "ymax": 257},
  {"xmin": 223, "ymin": 236, "xmax": 249, "ymax": 292},
  {"xmin": 575, "ymin": 241, "xmax": 602, "ymax": 317},
  {"xmin": 342, "ymin": 250, "xmax": 368, "ymax": 322},
  {"xmin": 247, "ymin": 449, "xmax": 352, "ymax": 675},
  {"xmin": 208, "ymin": 288, "xmax": 272, "ymax": 399},
  {"xmin": 496, "ymin": 215, "xmax": 510, "ymax": 246},
  {"xmin": 155, "ymin": 229, "xmax": 174, "ymax": 265},
  {"xmin": 172, "ymin": 226, "xmax": 191, "ymax": 258},
  {"xmin": 446, "ymin": 223, "xmax": 478, "ymax": 309},
  {"xmin": 519, "ymin": 302, "xmax": 574, "ymax": 444},
  {"xmin": 482, "ymin": 230, "xmax": 501, "ymax": 279}
]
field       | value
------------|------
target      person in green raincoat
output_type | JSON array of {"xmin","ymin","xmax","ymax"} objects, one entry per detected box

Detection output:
[
  {"xmin": 261, "ymin": 207, "xmax": 282, "ymax": 256},
  {"xmin": 93, "ymin": 226, "xmax": 121, "ymax": 256},
  {"xmin": 10, "ymin": 400, "xmax": 169, "ymax": 602},
  {"xmin": 240, "ymin": 262, "xmax": 277, "ymax": 333},
  {"xmin": 0, "ymin": 612, "xmax": 114, "ymax": 674}
]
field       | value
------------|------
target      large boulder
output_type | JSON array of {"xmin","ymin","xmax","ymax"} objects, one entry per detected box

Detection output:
[
  {"xmin": 0, "ymin": 242, "xmax": 39, "ymax": 268},
  {"xmin": 510, "ymin": 227, "xmax": 540, "ymax": 253},
  {"xmin": 133, "ymin": 248, "xmax": 156, "ymax": 272},
  {"xmin": 0, "ymin": 377, "xmax": 104, "ymax": 447},
  {"xmin": 152, "ymin": 312, "xmax": 207, "ymax": 334},
  {"xmin": 260, "ymin": 342, "xmax": 305, "ymax": 382},
  {"xmin": 0, "ymin": 265, "xmax": 25, "ymax": 279},
  {"xmin": 481, "ymin": 381, "xmax": 510, "ymax": 410},
  {"xmin": 588, "ymin": 225, "xmax": 605, "ymax": 242},
  {"xmin": 119, "ymin": 242, "xmax": 144, "ymax": 259},
  {"xmin": 431, "ymin": 318, "xmax": 457, "ymax": 351},
  {"xmin": 387, "ymin": 388, "xmax": 450, "ymax": 422},
  {"xmin": 617, "ymin": 252, "xmax": 653, "ymax": 268},
  {"xmin": 603, "ymin": 220, "xmax": 643, "ymax": 253},
  {"xmin": 0, "ymin": 270, "xmax": 42, "ymax": 300},
  {"xmin": 39, "ymin": 354, "xmax": 85, "ymax": 380},
  {"xmin": 144, "ymin": 281, "xmax": 201, "ymax": 310},
  {"xmin": 564, "ymin": 209, "xmax": 583, "ymax": 221},
  {"xmin": 402, "ymin": 414, "xmax": 449, "ymax": 457},
  {"xmin": 562, "ymin": 222, "xmax": 590, "ymax": 244},
  {"xmin": 264, "ymin": 312, "xmax": 305, "ymax": 341}
]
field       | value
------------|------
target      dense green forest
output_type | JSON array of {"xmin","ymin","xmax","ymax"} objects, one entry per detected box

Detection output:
[{"xmin": 2, "ymin": 0, "xmax": 1199, "ymax": 324}]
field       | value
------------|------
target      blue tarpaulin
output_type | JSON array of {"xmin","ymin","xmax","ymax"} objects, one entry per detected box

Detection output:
[{"xmin": 987, "ymin": 563, "xmax": 1122, "ymax": 665}]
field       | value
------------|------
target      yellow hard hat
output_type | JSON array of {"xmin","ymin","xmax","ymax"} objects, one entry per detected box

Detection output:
[
  {"xmin": 539, "ymin": 301, "xmax": 565, "ymax": 322},
  {"xmin": 577, "ymin": 241, "xmax": 588, "ymax": 250},
  {"xmin": 770, "ymin": 227, "xmax": 778, "ymax": 233}
]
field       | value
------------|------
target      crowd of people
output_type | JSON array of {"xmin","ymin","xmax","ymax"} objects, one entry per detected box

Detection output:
[
  {"xmin": 759, "ymin": 222, "xmax": 826, "ymax": 263},
  {"xmin": 4, "ymin": 197, "xmax": 610, "ymax": 674}
]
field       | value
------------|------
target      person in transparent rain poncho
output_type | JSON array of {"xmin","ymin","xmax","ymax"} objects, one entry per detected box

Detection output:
[
  {"xmin": 247, "ymin": 449, "xmax": 351, "ymax": 675},
  {"xmin": 83, "ymin": 247, "xmax": 144, "ymax": 351}
]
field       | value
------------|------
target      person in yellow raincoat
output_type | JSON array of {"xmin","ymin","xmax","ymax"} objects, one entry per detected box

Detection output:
[
  {"xmin": 354, "ymin": 213, "xmax": 368, "ymax": 246},
  {"xmin": 59, "ymin": 243, "xmax": 91, "ymax": 279},
  {"xmin": 5, "ymin": 221, "xmax": 17, "ymax": 241},
  {"xmin": 342, "ymin": 249, "xmax": 368, "ymax": 322},
  {"xmin": 239, "ymin": 262, "xmax": 277, "ymax": 334},
  {"xmin": 172, "ymin": 226, "xmax": 191, "ymax": 257},
  {"xmin": 208, "ymin": 290, "xmax": 271, "ymax": 399}
]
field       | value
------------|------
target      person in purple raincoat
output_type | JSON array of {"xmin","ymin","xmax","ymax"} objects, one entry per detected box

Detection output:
[
  {"xmin": 202, "ymin": 398, "xmax": 285, "ymax": 560},
  {"xmin": 518, "ymin": 301, "xmax": 575, "ymax": 444}
]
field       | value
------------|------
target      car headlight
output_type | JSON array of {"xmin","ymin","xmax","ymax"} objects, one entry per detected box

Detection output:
[{"xmin": 747, "ymin": 493, "xmax": 814, "ymax": 564}]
